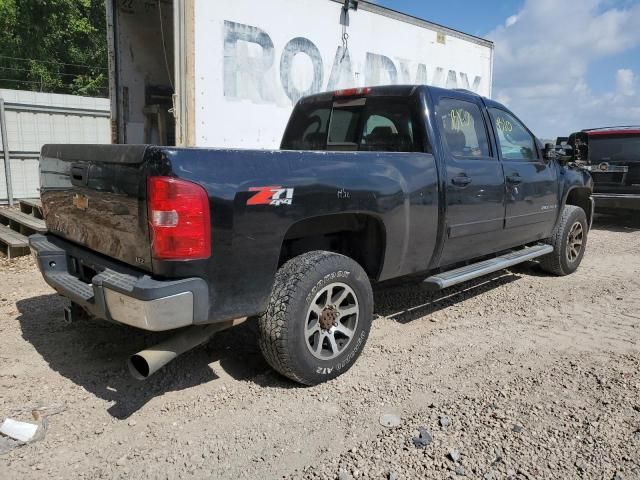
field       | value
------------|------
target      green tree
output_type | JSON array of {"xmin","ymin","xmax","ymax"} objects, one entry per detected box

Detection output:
[{"xmin": 0, "ymin": 0, "xmax": 108, "ymax": 97}]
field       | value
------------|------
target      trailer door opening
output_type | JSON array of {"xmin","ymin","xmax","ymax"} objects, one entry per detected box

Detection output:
[{"xmin": 107, "ymin": 0, "xmax": 176, "ymax": 146}]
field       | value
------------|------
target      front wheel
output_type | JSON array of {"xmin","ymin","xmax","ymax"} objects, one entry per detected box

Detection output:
[
  {"xmin": 540, "ymin": 205, "xmax": 588, "ymax": 276},
  {"xmin": 258, "ymin": 251, "xmax": 373, "ymax": 385}
]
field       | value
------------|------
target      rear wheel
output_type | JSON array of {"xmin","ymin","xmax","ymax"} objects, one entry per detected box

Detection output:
[
  {"xmin": 540, "ymin": 205, "xmax": 588, "ymax": 276},
  {"xmin": 258, "ymin": 251, "xmax": 373, "ymax": 385}
]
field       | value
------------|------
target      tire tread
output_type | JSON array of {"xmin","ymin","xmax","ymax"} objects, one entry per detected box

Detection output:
[
  {"xmin": 258, "ymin": 251, "xmax": 336, "ymax": 385},
  {"xmin": 540, "ymin": 205, "xmax": 586, "ymax": 276}
]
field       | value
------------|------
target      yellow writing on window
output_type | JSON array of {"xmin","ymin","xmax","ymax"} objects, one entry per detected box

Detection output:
[
  {"xmin": 496, "ymin": 117, "xmax": 513, "ymax": 133},
  {"xmin": 450, "ymin": 109, "xmax": 471, "ymax": 131}
]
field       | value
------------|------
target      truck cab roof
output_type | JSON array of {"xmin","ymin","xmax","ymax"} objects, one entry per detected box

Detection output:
[{"xmin": 298, "ymin": 84, "xmax": 510, "ymax": 112}]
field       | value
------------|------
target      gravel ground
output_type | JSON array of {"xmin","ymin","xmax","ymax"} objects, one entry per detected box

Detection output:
[{"xmin": 0, "ymin": 214, "xmax": 639, "ymax": 479}]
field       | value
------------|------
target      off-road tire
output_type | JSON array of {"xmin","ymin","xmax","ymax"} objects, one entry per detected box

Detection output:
[
  {"xmin": 258, "ymin": 251, "xmax": 373, "ymax": 385},
  {"xmin": 540, "ymin": 205, "xmax": 588, "ymax": 276}
]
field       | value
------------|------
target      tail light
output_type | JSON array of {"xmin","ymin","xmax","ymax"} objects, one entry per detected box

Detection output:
[{"xmin": 147, "ymin": 176, "xmax": 211, "ymax": 260}]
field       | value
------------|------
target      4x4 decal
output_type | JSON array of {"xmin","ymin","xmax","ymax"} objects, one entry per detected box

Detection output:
[{"xmin": 247, "ymin": 186, "xmax": 295, "ymax": 206}]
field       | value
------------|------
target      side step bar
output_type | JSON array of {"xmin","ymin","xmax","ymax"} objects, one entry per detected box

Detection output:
[{"xmin": 424, "ymin": 243, "xmax": 553, "ymax": 290}]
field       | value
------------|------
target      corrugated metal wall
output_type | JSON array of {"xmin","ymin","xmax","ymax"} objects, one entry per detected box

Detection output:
[{"xmin": 0, "ymin": 89, "xmax": 110, "ymax": 203}]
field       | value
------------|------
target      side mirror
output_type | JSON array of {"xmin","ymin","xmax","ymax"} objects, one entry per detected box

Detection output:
[
  {"xmin": 543, "ymin": 143, "xmax": 558, "ymax": 161},
  {"xmin": 544, "ymin": 143, "xmax": 576, "ymax": 165},
  {"xmin": 557, "ymin": 144, "xmax": 575, "ymax": 165}
]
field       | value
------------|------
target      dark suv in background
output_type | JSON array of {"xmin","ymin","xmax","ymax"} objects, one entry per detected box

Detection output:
[{"xmin": 564, "ymin": 127, "xmax": 640, "ymax": 213}]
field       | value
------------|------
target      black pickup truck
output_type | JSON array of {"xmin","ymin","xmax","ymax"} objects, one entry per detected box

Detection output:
[
  {"xmin": 30, "ymin": 85, "xmax": 593, "ymax": 385},
  {"xmin": 564, "ymin": 127, "xmax": 640, "ymax": 213}
]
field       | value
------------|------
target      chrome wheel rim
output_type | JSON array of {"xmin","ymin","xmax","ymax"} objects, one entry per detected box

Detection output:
[
  {"xmin": 305, "ymin": 282, "xmax": 359, "ymax": 361},
  {"xmin": 566, "ymin": 221, "xmax": 584, "ymax": 262}
]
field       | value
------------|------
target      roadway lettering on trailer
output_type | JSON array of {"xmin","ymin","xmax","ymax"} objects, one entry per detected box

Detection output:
[{"xmin": 223, "ymin": 21, "xmax": 483, "ymax": 106}]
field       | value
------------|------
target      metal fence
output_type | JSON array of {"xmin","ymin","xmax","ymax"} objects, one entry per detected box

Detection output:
[{"xmin": 0, "ymin": 89, "xmax": 111, "ymax": 205}]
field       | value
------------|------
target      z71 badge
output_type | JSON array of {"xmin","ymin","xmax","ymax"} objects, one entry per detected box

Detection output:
[{"xmin": 247, "ymin": 186, "xmax": 294, "ymax": 206}]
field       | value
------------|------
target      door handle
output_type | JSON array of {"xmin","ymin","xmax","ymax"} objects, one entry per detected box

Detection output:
[
  {"xmin": 506, "ymin": 174, "xmax": 522, "ymax": 185},
  {"xmin": 451, "ymin": 175, "xmax": 472, "ymax": 187}
]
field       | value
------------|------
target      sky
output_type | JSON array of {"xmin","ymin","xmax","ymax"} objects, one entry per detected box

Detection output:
[{"xmin": 369, "ymin": 0, "xmax": 640, "ymax": 139}]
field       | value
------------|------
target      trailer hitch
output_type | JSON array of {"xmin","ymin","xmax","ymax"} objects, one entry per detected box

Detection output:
[{"xmin": 63, "ymin": 302, "xmax": 89, "ymax": 325}]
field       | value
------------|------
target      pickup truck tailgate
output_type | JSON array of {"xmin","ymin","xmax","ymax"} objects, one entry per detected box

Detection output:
[{"xmin": 40, "ymin": 144, "xmax": 152, "ymax": 271}]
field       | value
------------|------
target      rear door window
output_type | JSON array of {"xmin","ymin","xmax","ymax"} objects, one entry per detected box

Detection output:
[{"xmin": 436, "ymin": 98, "xmax": 491, "ymax": 158}]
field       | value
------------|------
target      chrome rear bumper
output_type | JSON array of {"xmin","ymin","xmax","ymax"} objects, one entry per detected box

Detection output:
[{"xmin": 29, "ymin": 234, "xmax": 209, "ymax": 331}]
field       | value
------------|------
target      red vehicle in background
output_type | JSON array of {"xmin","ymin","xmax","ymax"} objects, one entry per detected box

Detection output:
[{"xmin": 565, "ymin": 126, "xmax": 640, "ymax": 213}]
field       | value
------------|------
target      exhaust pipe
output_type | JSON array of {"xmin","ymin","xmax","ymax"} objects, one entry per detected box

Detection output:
[{"xmin": 128, "ymin": 318, "xmax": 246, "ymax": 380}]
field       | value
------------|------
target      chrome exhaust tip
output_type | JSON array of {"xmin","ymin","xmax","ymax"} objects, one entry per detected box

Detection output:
[{"xmin": 128, "ymin": 318, "xmax": 246, "ymax": 380}]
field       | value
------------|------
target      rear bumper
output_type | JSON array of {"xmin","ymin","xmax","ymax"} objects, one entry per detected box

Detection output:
[
  {"xmin": 592, "ymin": 193, "xmax": 640, "ymax": 211},
  {"xmin": 29, "ymin": 234, "xmax": 210, "ymax": 331}
]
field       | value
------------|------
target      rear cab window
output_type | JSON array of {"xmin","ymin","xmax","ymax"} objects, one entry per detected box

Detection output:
[
  {"xmin": 281, "ymin": 96, "xmax": 426, "ymax": 153},
  {"xmin": 281, "ymin": 105, "xmax": 332, "ymax": 151}
]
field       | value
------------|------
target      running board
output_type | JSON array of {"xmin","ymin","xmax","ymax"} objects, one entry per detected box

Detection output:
[{"xmin": 424, "ymin": 243, "xmax": 553, "ymax": 290}]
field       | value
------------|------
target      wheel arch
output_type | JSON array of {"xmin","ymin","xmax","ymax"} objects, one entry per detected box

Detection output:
[
  {"xmin": 279, "ymin": 213, "xmax": 387, "ymax": 280},
  {"xmin": 563, "ymin": 186, "xmax": 593, "ymax": 228}
]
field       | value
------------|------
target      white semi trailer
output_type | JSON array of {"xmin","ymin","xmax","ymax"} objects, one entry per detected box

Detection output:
[{"xmin": 106, "ymin": 0, "xmax": 494, "ymax": 149}]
